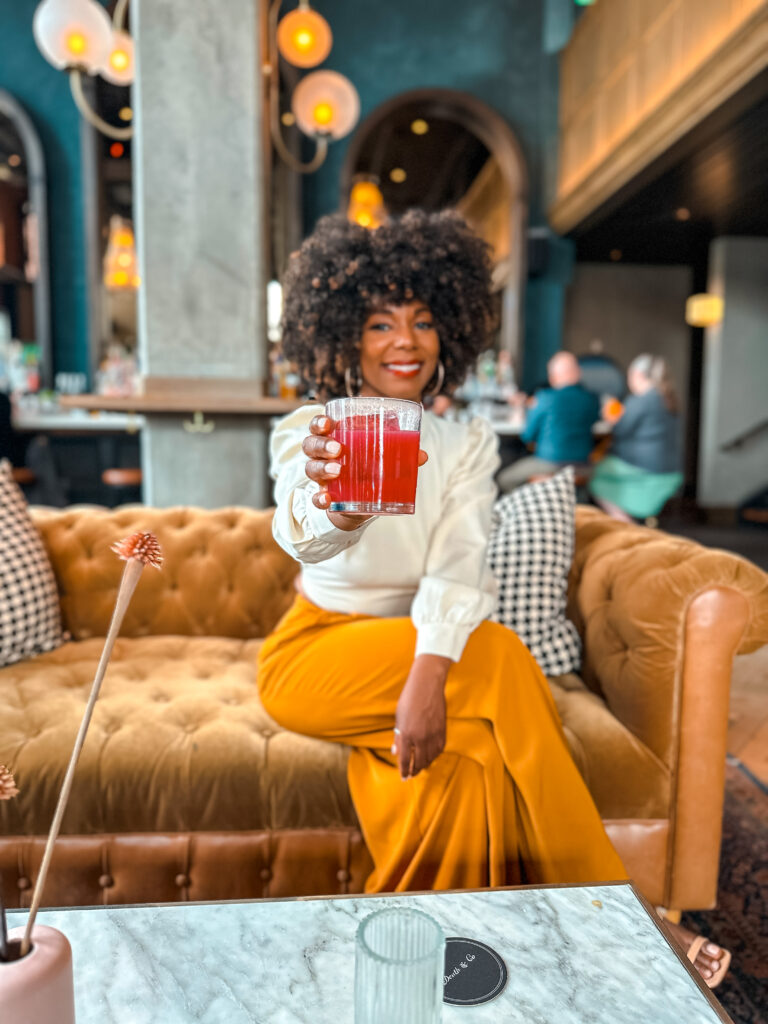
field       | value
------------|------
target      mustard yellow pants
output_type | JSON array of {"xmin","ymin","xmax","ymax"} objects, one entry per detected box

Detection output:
[{"xmin": 257, "ymin": 595, "xmax": 627, "ymax": 893}]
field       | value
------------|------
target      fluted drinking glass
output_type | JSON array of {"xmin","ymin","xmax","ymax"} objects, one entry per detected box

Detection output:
[{"xmin": 354, "ymin": 907, "xmax": 445, "ymax": 1024}]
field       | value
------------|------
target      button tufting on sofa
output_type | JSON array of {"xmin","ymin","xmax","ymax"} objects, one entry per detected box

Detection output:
[
  {"xmin": 175, "ymin": 873, "xmax": 189, "ymax": 888},
  {"xmin": 98, "ymin": 874, "xmax": 114, "ymax": 889},
  {"xmin": 17, "ymin": 876, "xmax": 30, "ymax": 890},
  {"xmin": 4, "ymin": 503, "xmax": 764, "ymax": 911}
]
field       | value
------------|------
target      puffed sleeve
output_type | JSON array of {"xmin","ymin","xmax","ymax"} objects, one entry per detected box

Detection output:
[
  {"xmin": 410, "ymin": 416, "xmax": 500, "ymax": 661},
  {"xmin": 270, "ymin": 404, "xmax": 375, "ymax": 564}
]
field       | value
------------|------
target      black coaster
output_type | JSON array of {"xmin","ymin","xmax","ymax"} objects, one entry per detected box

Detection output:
[{"xmin": 443, "ymin": 936, "xmax": 508, "ymax": 1006}]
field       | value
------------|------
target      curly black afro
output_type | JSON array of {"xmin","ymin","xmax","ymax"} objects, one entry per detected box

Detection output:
[{"xmin": 280, "ymin": 209, "xmax": 496, "ymax": 402}]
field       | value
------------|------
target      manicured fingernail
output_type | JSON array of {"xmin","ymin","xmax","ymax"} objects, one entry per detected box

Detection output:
[
  {"xmin": 390, "ymin": 744, "xmax": 397, "ymax": 754},
  {"xmin": 326, "ymin": 440, "xmax": 341, "ymax": 455},
  {"xmin": 326, "ymin": 462, "xmax": 341, "ymax": 476},
  {"xmin": 702, "ymin": 969, "xmax": 712, "ymax": 979},
  {"xmin": 704, "ymin": 943, "xmax": 720, "ymax": 956},
  {"xmin": 318, "ymin": 492, "xmax": 329, "ymax": 506},
  {"xmin": 319, "ymin": 417, "xmax": 330, "ymax": 428}
]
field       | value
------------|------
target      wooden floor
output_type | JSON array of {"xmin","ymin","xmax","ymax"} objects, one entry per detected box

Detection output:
[{"xmin": 729, "ymin": 644, "xmax": 768, "ymax": 785}]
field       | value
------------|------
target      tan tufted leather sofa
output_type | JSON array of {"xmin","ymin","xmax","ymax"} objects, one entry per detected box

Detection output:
[{"xmin": 1, "ymin": 505, "xmax": 766, "ymax": 913}]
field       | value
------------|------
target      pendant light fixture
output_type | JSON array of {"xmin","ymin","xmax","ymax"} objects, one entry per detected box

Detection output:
[
  {"xmin": 103, "ymin": 215, "xmax": 140, "ymax": 290},
  {"xmin": 347, "ymin": 177, "xmax": 387, "ymax": 229},
  {"xmin": 33, "ymin": 0, "xmax": 358, "ymax": 169},
  {"xmin": 33, "ymin": 0, "xmax": 134, "ymax": 140},
  {"xmin": 266, "ymin": 1, "xmax": 360, "ymax": 173},
  {"xmin": 277, "ymin": 6, "xmax": 333, "ymax": 67}
]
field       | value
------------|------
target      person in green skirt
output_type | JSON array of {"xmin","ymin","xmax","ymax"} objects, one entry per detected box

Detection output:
[{"xmin": 590, "ymin": 354, "xmax": 683, "ymax": 523}]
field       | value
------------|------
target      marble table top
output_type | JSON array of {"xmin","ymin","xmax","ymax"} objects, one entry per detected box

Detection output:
[{"xmin": 7, "ymin": 882, "xmax": 729, "ymax": 1024}]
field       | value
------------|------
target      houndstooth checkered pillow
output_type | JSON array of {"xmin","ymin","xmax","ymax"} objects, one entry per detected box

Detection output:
[
  {"xmin": 0, "ymin": 460, "xmax": 63, "ymax": 667},
  {"xmin": 487, "ymin": 467, "xmax": 581, "ymax": 675}
]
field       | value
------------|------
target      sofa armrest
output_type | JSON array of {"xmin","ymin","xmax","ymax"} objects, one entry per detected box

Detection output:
[
  {"xmin": 569, "ymin": 507, "xmax": 768, "ymax": 907},
  {"xmin": 569, "ymin": 507, "xmax": 768, "ymax": 762}
]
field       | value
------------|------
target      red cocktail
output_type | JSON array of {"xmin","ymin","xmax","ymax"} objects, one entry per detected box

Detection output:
[{"xmin": 325, "ymin": 398, "xmax": 422, "ymax": 514}]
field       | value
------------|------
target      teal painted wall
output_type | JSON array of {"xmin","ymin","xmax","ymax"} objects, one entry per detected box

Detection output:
[
  {"xmin": 0, "ymin": 0, "xmax": 89, "ymax": 377},
  {"xmin": 525, "ymin": 236, "xmax": 575, "ymax": 389},
  {"xmin": 299, "ymin": 0, "xmax": 566, "ymax": 384}
]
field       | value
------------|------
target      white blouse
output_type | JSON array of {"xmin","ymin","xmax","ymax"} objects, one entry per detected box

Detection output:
[{"xmin": 269, "ymin": 404, "xmax": 500, "ymax": 662}]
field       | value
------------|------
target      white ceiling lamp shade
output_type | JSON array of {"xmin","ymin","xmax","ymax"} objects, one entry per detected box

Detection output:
[
  {"xmin": 291, "ymin": 70, "xmax": 360, "ymax": 140},
  {"xmin": 33, "ymin": 0, "xmax": 113, "ymax": 74},
  {"xmin": 277, "ymin": 7, "xmax": 332, "ymax": 68},
  {"xmin": 100, "ymin": 28, "xmax": 134, "ymax": 86}
]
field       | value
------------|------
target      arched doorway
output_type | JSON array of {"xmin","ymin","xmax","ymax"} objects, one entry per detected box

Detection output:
[{"xmin": 341, "ymin": 88, "xmax": 528, "ymax": 364}]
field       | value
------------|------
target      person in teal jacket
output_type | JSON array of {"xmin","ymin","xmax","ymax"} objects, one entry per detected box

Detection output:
[{"xmin": 498, "ymin": 351, "xmax": 599, "ymax": 491}]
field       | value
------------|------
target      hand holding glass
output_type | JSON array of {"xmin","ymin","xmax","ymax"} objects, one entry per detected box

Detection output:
[{"xmin": 324, "ymin": 397, "xmax": 423, "ymax": 514}]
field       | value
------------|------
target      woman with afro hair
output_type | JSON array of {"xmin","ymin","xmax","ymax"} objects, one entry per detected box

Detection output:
[{"xmin": 258, "ymin": 209, "xmax": 626, "ymax": 893}]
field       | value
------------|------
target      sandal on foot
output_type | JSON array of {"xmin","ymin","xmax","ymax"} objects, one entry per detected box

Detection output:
[{"xmin": 686, "ymin": 936, "xmax": 732, "ymax": 989}]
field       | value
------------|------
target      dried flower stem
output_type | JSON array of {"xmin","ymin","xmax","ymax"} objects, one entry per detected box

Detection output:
[
  {"xmin": 21, "ymin": 557, "xmax": 147, "ymax": 955},
  {"xmin": 0, "ymin": 765, "xmax": 18, "ymax": 801}
]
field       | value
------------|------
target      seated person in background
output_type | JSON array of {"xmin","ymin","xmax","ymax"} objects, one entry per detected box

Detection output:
[
  {"xmin": 497, "ymin": 351, "xmax": 599, "ymax": 491},
  {"xmin": 0, "ymin": 392, "xmax": 66, "ymax": 505},
  {"xmin": 589, "ymin": 354, "xmax": 683, "ymax": 523}
]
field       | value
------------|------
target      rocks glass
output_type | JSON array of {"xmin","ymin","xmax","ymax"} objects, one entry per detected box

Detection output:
[{"xmin": 325, "ymin": 397, "xmax": 422, "ymax": 515}]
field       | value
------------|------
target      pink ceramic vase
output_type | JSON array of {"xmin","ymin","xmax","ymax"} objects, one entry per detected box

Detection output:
[{"xmin": 0, "ymin": 925, "xmax": 76, "ymax": 1023}]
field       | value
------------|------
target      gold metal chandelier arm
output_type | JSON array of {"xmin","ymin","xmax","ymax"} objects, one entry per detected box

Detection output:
[
  {"xmin": 266, "ymin": 0, "xmax": 328, "ymax": 173},
  {"xmin": 113, "ymin": 0, "xmax": 130, "ymax": 32},
  {"xmin": 69, "ymin": 69, "xmax": 134, "ymax": 141},
  {"xmin": 269, "ymin": 85, "xmax": 329, "ymax": 173}
]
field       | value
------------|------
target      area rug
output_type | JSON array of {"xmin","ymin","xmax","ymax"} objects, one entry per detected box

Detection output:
[{"xmin": 683, "ymin": 758, "xmax": 768, "ymax": 1024}]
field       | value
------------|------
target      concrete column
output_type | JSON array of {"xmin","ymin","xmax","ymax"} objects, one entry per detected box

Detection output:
[
  {"xmin": 133, "ymin": 0, "xmax": 270, "ymax": 508},
  {"xmin": 699, "ymin": 237, "xmax": 768, "ymax": 509}
]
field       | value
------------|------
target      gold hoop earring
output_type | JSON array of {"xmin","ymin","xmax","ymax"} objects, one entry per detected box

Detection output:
[
  {"xmin": 426, "ymin": 360, "xmax": 445, "ymax": 398},
  {"xmin": 344, "ymin": 365, "xmax": 362, "ymax": 398}
]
